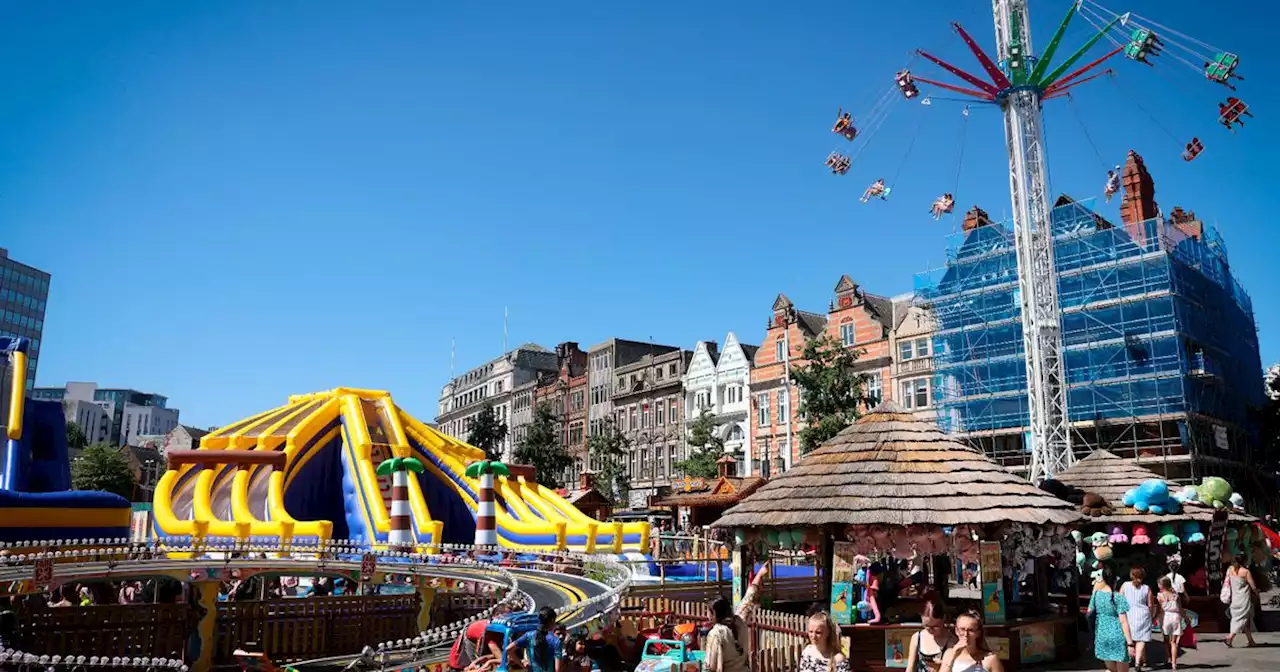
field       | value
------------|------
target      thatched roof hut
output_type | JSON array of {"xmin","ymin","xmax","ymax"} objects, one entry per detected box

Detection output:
[
  {"xmin": 713, "ymin": 402, "xmax": 1081, "ymax": 529},
  {"xmin": 1045, "ymin": 449, "xmax": 1254, "ymax": 524}
]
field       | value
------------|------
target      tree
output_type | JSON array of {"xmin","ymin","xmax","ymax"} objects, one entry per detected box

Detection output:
[
  {"xmin": 678, "ymin": 410, "xmax": 724, "ymax": 479},
  {"xmin": 467, "ymin": 403, "xmax": 509, "ymax": 461},
  {"xmin": 587, "ymin": 420, "xmax": 630, "ymax": 506},
  {"xmin": 71, "ymin": 443, "xmax": 136, "ymax": 500},
  {"xmin": 65, "ymin": 420, "xmax": 88, "ymax": 453},
  {"xmin": 790, "ymin": 334, "xmax": 869, "ymax": 455},
  {"xmin": 513, "ymin": 403, "xmax": 572, "ymax": 489}
]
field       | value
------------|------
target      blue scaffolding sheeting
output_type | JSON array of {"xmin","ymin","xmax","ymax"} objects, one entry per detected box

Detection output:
[{"xmin": 915, "ymin": 198, "xmax": 1263, "ymax": 459}]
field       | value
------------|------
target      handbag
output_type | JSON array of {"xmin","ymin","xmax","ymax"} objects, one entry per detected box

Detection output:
[
  {"xmin": 1219, "ymin": 577, "xmax": 1233, "ymax": 605},
  {"xmin": 1179, "ymin": 622, "xmax": 1198, "ymax": 650}
]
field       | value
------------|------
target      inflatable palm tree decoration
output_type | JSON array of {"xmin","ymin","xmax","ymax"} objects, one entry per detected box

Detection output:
[
  {"xmin": 375, "ymin": 457, "xmax": 424, "ymax": 551},
  {"xmin": 465, "ymin": 460, "xmax": 510, "ymax": 547}
]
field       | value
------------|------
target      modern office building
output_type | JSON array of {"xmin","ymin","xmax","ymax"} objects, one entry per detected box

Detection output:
[
  {"xmin": 0, "ymin": 248, "xmax": 50, "ymax": 422},
  {"xmin": 31, "ymin": 382, "xmax": 179, "ymax": 447},
  {"xmin": 915, "ymin": 151, "xmax": 1268, "ymax": 504}
]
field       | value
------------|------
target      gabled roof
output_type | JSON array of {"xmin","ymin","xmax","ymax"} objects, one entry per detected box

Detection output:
[
  {"xmin": 181, "ymin": 425, "xmax": 210, "ymax": 440},
  {"xmin": 795, "ymin": 311, "xmax": 828, "ymax": 339},
  {"xmin": 715, "ymin": 401, "xmax": 1081, "ymax": 528},
  {"xmin": 863, "ymin": 293, "xmax": 895, "ymax": 330}
]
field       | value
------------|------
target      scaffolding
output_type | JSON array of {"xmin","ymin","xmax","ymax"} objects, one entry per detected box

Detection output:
[{"xmin": 916, "ymin": 198, "xmax": 1264, "ymax": 482}]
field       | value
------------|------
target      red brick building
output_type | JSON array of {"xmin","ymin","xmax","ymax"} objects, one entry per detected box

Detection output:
[
  {"xmin": 533, "ymin": 342, "xmax": 590, "ymax": 483},
  {"xmin": 748, "ymin": 276, "xmax": 894, "ymax": 474}
]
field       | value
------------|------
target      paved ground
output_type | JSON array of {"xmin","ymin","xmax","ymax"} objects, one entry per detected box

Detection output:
[{"xmin": 1042, "ymin": 630, "xmax": 1280, "ymax": 670}]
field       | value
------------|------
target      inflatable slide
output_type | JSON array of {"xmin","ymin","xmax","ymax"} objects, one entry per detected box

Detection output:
[
  {"xmin": 151, "ymin": 388, "xmax": 649, "ymax": 552},
  {"xmin": 0, "ymin": 337, "xmax": 131, "ymax": 543}
]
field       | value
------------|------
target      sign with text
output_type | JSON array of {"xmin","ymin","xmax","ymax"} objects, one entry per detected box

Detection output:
[
  {"xmin": 33, "ymin": 558, "xmax": 54, "ymax": 589},
  {"xmin": 361, "ymin": 553, "xmax": 377, "ymax": 580},
  {"xmin": 830, "ymin": 541, "xmax": 857, "ymax": 625},
  {"xmin": 979, "ymin": 541, "xmax": 1006, "ymax": 625},
  {"xmin": 1206, "ymin": 509, "xmax": 1229, "ymax": 589}
]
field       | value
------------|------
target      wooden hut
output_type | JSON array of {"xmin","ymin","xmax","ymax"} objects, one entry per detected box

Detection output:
[
  {"xmin": 715, "ymin": 402, "xmax": 1082, "ymax": 671},
  {"xmin": 1045, "ymin": 449, "xmax": 1258, "ymax": 632},
  {"xmin": 651, "ymin": 456, "xmax": 766, "ymax": 528}
]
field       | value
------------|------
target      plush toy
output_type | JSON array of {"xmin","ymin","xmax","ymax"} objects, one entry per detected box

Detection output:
[
  {"xmin": 1075, "ymin": 550, "xmax": 1087, "ymax": 572},
  {"xmin": 1071, "ymin": 529, "xmax": 1083, "ymax": 545},
  {"xmin": 1093, "ymin": 544, "xmax": 1114, "ymax": 562},
  {"xmin": 1182, "ymin": 521, "xmax": 1205, "ymax": 544},
  {"xmin": 1086, "ymin": 531, "xmax": 1108, "ymax": 547},
  {"xmin": 1131, "ymin": 524, "xmax": 1152, "ymax": 544},
  {"xmin": 1090, "ymin": 567, "xmax": 1104, "ymax": 584},
  {"xmin": 1080, "ymin": 492, "xmax": 1114, "ymax": 517},
  {"xmin": 1230, "ymin": 492, "xmax": 1245, "ymax": 511},
  {"xmin": 1156, "ymin": 522, "xmax": 1180, "ymax": 546},
  {"xmin": 1173, "ymin": 485, "xmax": 1200, "ymax": 504},
  {"xmin": 1197, "ymin": 477, "xmax": 1233, "ymax": 509},
  {"xmin": 1108, "ymin": 525, "xmax": 1129, "ymax": 544},
  {"xmin": 1122, "ymin": 479, "xmax": 1182, "ymax": 514}
]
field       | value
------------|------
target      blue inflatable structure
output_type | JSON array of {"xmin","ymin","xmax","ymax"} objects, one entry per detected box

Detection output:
[{"xmin": 0, "ymin": 337, "xmax": 131, "ymax": 543}]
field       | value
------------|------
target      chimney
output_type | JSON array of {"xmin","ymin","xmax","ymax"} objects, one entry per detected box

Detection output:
[
  {"xmin": 962, "ymin": 206, "xmax": 992, "ymax": 232},
  {"xmin": 1168, "ymin": 206, "xmax": 1203, "ymax": 241},
  {"xmin": 1120, "ymin": 150, "xmax": 1158, "ymax": 232},
  {"xmin": 579, "ymin": 470, "xmax": 595, "ymax": 491}
]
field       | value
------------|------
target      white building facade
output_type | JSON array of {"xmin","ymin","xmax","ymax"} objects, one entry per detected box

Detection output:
[
  {"xmin": 436, "ymin": 344, "xmax": 558, "ymax": 460},
  {"xmin": 682, "ymin": 332, "xmax": 758, "ymax": 476}
]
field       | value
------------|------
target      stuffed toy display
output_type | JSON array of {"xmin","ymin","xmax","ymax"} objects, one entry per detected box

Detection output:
[
  {"xmin": 1195, "ymin": 477, "xmax": 1233, "ymax": 509},
  {"xmin": 1079, "ymin": 492, "xmax": 1114, "ymax": 517},
  {"xmin": 1182, "ymin": 521, "xmax": 1205, "ymax": 544},
  {"xmin": 1122, "ymin": 479, "xmax": 1182, "ymax": 514},
  {"xmin": 1131, "ymin": 524, "xmax": 1152, "ymax": 544}
]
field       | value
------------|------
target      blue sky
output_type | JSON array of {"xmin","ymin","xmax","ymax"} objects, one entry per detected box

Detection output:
[{"xmin": 2, "ymin": 0, "xmax": 1275, "ymax": 428}]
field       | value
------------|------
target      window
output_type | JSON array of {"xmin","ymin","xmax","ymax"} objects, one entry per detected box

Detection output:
[
  {"xmin": 617, "ymin": 377, "xmax": 626, "ymax": 392},
  {"xmin": 900, "ymin": 378, "xmax": 931, "ymax": 410},
  {"xmin": 756, "ymin": 393, "xmax": 770, "ymax": 426},
  {"xmin": 630, "ymin": 374, "xmax": 638, "ymax": 388},
  {"xmin": 777, "ymin": 392, "xmax": 789, "ymax": 424},
  {"xmin": 840, "ymin": 322, "xmax": 856, "ymax": 347},
  {"xmin": 495, "ymin": 381, "xmax": 504, "ymax": 394},
  {"xmin": 866, "ymin": 372, "xmax": 882, "ymax": 405},
  {"xmin": 668, "ymin": 363, "xmax": 678, "ymax": 377},
  {"xmin": 655, "ymin": 367, "xmax": 664, "ymax": 380},
  {"xmin": 571, "ymin": 390, "xmax": 585, "ymax": 411},
  {"xmin": 642, "ymin": 403, "xmax": 651, "ymax": 429},
  {"xmin": 656, "ymin": 446, "xmax": 666, "ymax": 478},
  {"xmin": 899, "ymin": 340, "xmax": 914, "ymax": 361},
  {"xmin": 915, "ymin": 338, "xmax": 930, "ymax": 357},
  {"xmin": 640, "ymin": 449, "xmax": 651, "ymax": 480},
  {"xmin": 775, "ymin": 336, "xmax": 786, "ymax": 362},
  {"xmin": 629, "ymin": 406, "xmax": 637, "ymax": 429},
  {"xmin": 695, "ymin": 390, "xmax": 711, "ymax": 411},
  {"xmin": 656, "ymin": 401, "xmax": 665, "ymax": 426},
  {"xmin": 668, "ymin": 398, "xmax": 679, "ymax": 423},
  {"xmin": 726, "ymin": 385, "xmax": 742, "ymax": 405}
]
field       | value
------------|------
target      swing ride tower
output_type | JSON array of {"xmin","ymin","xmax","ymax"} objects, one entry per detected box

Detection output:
[{"xmin": 992, "ymin": 0, "xmax": 1072, "ymax": 483}]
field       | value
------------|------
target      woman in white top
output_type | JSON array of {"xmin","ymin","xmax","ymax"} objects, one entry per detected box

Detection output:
[
  {"xmin": 1119, "ymin": 567, "xmax": 1155, "ymax": 669},
  {"xmin": 798, "ymin": 611, "xmax": 850, "ymax": 672},
  {"xmin": 938, "ymin": 611, "xmax": 1003, "ymax": 672},
  {"xmin": 705, "ymin": 562, "xmax": 768, "ymax": 672}
]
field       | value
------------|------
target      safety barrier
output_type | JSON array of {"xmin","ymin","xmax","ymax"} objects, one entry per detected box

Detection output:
[
  {"xmin": 215, "ymin": 594, "xmax": 421, "ymax": 664},
  {"xmin": 0, "ymin": 538, "xmax": 633, "ymax": 670},
  {"xmin": 616, "ymin": 596, "xmax": 808, "ymax": 671}
]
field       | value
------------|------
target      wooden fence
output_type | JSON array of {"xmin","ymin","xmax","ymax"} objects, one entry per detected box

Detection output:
[
  {"xmin": 618, "ymin": 596, "xmax": 808, "ymax": 670},
  {"xmin": 213, "ymin": 594, "xmax": 420, "ymax": 664},
  {"xmin": 10, "ymin": 602, "xmax": 194, "ymax": 658},
  {"xmin": 432, "ymin": 592, "xmax": 497, "ymax": 624}
]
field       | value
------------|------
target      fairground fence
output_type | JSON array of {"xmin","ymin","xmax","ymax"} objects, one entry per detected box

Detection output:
[
  {"xmin": 618, "ymin": 596, "xmax": 807, "ymax": 672},
  {"xmin": 0, "ymin": 538, "xmax": 632, "ymax": 670}
]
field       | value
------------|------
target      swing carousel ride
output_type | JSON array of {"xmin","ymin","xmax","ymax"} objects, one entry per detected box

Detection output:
[{"xmin": 823, "ymin": 0, "xmax": 1252, "ymax": 484}]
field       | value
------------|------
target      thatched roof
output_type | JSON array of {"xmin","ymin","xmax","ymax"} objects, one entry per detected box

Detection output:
[
  {"xmin": 712, "ymin": 402, "xmax": 1081, "ymax": 528},
  {"xmin": 1045, "ymin": 449, "xmax": 1255, "ymax": 524}
]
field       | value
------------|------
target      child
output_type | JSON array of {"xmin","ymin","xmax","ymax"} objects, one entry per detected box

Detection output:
[{"xmin": 1157, "ymin": 577, "xmax": 1184, "ymax": 670}]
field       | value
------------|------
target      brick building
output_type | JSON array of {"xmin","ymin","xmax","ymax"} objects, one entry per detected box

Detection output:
[
  {"xmin": 748, "ymin": 276, "xmax": 895, "ymax": 474},
  {"xmin": 532, "ymin": 342, "xmax": 590, "ymax": 485}
]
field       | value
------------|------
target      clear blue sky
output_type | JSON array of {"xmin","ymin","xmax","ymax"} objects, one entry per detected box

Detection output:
[{"xmin": 3, "ymin": 0, "xmax": 1275, "ymax": 428}]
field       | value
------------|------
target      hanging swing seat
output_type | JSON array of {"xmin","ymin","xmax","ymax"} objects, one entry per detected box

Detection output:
[
  {"xmin": 1205, "ymin": 53, "xmax": 1241, "ymax": 85},
  {"xmin": 826, "ymin": 152, "xmax": 852, "ymax": 175},
  {"xmin": 1218, "ymin": 98, "xmax": 1251, "ymax": 130},
  {"xmin": 860, "ymin": 185, "xmax": 890, "ymax": 203},
  {"xmin": 832, "ymin": 112, "xmax": 858, "ymax": 141},
  {"xmin": 1183, "ymin": 138, "xmax": 1205, "ymax": 162}
]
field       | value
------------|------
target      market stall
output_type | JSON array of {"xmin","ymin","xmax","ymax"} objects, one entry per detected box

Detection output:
[
  {"xmin": 651, "ymin": 456, "xmax": 766, "ymax": 528},
  {"xmin": 1043, "ymin": 449, "xmax": 1263, "ymax": 633},
  {"xmin": 713, "ymin": 401, "xmax": 1083, "ymax": 671}
]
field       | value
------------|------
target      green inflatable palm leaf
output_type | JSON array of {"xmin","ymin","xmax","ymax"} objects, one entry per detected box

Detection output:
[
  {"xmin": 465, "ymin": 460, "xmax": 509, "ymax": 479},
  {"xmin": 376, "ymin": 457, "xmax": 426, "ymax": 476}
]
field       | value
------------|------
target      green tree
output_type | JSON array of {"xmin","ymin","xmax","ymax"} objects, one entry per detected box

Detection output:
[
  {"xmin": 587, "ymin": 419, "xmax": 630, "ymax": 506},
  {"xmin": 467, "ymin": 403, "xmax": 509, "ymax": 461},
  {"xmin": 65, "ymin": 420, "xmax": 88, "ymax": 453},
  {"xmin": 513, "ymin": 403, "xmax": 572, "ymax": 489},
  {"xmin": 71, "ymin": 443, "xmax": 136, "ymax": 500},
  {"xmin": 677, "ymin": 409, "xmax": 723, "ymax": 478},
  {"xmin": 790, "ymin": 334, "xmax": 868, "ymax": 455}
]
